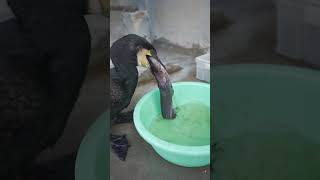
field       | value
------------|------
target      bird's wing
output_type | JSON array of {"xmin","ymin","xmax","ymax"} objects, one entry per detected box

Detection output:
[{"xmin": 110, "ymin": 68, "xmax": 132, "ymax": 118}]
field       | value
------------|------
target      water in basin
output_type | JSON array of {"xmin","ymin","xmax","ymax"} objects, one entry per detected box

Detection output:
[{"xmin": 148, "ymin": 101, "xmax": 210, "ymax": 146}]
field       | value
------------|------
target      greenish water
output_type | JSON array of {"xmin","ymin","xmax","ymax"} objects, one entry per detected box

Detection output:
[{"xmin": 148, "ymin": 102, "xmax": 210, "ymax": 146}]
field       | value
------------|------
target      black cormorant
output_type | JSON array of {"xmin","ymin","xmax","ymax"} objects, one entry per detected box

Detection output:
[
  {"xmin": 110, "ymin": 34, "xmax": 165, "ymax": 161},
  {"xmin": 0, "ymin": 0, "xmax": 90, "ymax": 179}
]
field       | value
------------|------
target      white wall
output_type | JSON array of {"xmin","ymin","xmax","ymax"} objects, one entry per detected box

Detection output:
[{"xmin": 151, "ymin": 0, "xmax": 210, "ymax": 49}]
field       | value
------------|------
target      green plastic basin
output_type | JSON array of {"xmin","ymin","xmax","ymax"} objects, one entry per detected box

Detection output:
[
  {"xmin": 133, "ymin": 81, "xmax": 210, "ymax": 167},
  {"xmin": 75, "ymin": 112, "xmax": 107, "ymax": 180}
]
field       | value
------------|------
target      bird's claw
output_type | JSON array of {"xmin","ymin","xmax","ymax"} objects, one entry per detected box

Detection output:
[{"xmin": 110, "ymin": 134, "xmax": 130, "ymax": 161}]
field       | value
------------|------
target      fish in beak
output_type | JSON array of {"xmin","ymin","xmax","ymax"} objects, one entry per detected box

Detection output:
[{"xmin": 147, "ymin": 53, "xmax": 176, "ymax": 119}]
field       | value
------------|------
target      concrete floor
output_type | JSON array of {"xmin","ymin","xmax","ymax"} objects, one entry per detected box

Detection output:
[{"xmin": 110, "ymin": 41, "xmax": 210, "ymax": 180}]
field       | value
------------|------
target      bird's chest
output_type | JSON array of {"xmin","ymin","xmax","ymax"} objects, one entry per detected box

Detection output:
[
  {"xmin": 122, "ymin": 78, "xmax": 138, "ymax": 104},
  {"xmin": 111, "ymin": 76, "xmax": 137, "ymax": 100}
]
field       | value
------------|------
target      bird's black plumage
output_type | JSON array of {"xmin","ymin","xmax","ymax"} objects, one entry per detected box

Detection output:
[
  {"xmin": 0, "ymin": 1, "xmax": 90, "ymax": 179},
  {"xmin": 110, "ymin": 34, "xmax": 155, "ymax": 119},
  {"xmin": 110, "ymin": 34, "xmax": 156, "ymax": 160}
]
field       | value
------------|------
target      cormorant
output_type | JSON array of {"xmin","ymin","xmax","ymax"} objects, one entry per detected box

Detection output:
[
  {"xmin": 0, "ymin": 0, "xmax": 90, "ymax": 179},
  {"xmin": 110, "ymin": 34, "xmax": 165, "ymax": 161}
]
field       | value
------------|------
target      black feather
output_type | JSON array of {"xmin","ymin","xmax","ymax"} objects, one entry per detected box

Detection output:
[{"xmin": 110, "ymin": 34, "xmax": 155, "ymax": 161}]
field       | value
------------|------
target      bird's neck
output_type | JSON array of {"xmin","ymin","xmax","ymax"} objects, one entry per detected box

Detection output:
[
  {"xmin": 114, "ymin": 61, "xmax": 138, "ymax": 80},
  {"xmin": 116, "ymin": 63, "xmax": 139, "ymax": 97},
  {"xmin": 111, "ymin": 50, "xmax": 139, "ymax": 81}
]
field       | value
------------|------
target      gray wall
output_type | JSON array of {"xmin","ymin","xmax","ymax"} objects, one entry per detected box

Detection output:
[
  {"xmin": 110, "ymin": 0, "xmax": 210, "ymax": 49},
  {"xmin": 151, "ymin": 0, "xmax": 210, "ymax": 49}
]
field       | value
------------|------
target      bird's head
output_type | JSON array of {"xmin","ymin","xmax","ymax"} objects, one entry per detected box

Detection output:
[{"xmin": 111, "ymin": 34, "xmax": 163, "ymax": 69}]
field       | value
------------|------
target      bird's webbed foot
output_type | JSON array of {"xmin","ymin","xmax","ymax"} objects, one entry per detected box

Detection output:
[{"xmin": 110, "ymin": 134, "xmax": 130, "ymax": 161}]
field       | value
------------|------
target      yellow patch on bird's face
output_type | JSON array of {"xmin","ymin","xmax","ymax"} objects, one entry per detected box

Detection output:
[{"xmin": 137, "ymin": 49, "xmax": 151, "ymax": 68}]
